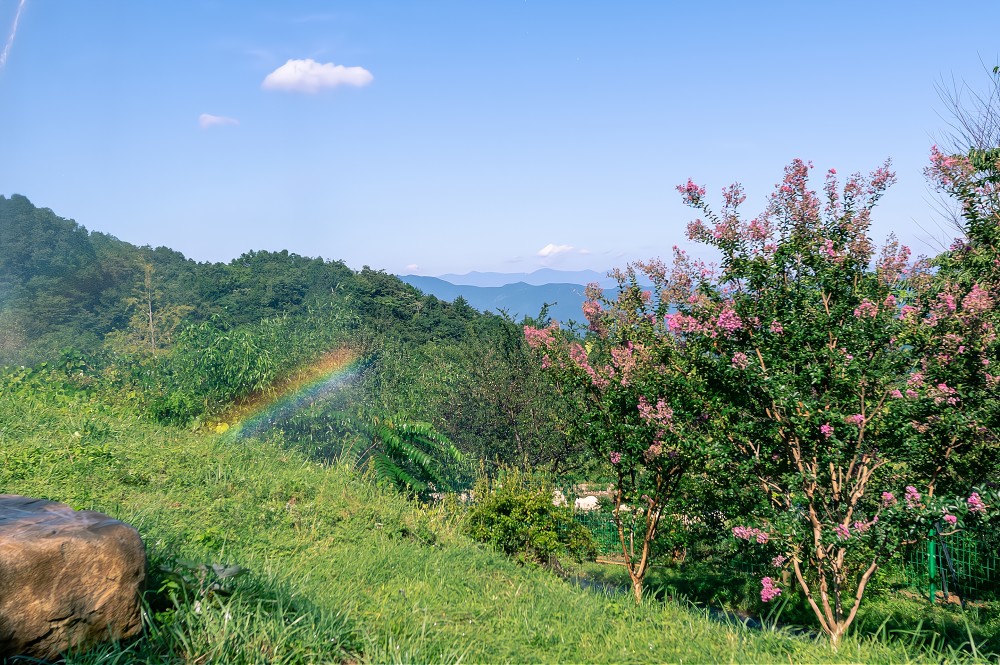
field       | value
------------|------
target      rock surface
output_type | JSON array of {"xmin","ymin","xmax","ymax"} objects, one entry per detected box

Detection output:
[{"xmin": 0, "ymin": 495, "xmax": 146, "ymax": 660}]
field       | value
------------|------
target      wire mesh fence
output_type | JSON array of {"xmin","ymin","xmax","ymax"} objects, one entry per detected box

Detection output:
[
  {"xmin": 896, "ymin": 529, "xmax": 1000, "ymax": 602},
  {"xmin": 571, "ymin": 509, "xmax": 1000, "ymax": 603},
  {"xmin": 571, "ymin": 510, "xmax": 623, "ymax": 557}
]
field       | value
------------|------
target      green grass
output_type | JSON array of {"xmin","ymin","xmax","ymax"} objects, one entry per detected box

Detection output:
[{"xmin": 1, "ymin": 385, "xmax": 994, "ymax": 663}]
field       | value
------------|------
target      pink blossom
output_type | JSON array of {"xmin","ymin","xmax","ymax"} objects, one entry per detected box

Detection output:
[
  {"xmin": 747, "ymin": 218, "xmax": 768, "ymax": 240},
  {"xmin": 890, "ymin": 389, "xmax": 903, "ymax": 399},
  {"xmin": 524, "ymin": 324, "xmax": 557, "ymax": 349},
  {"xmin": 771, "ymin": 555, "xmax": 787, "ymax": 568},
  {"xmin": 637, "ymin": 395, "xmax": 673, "ymax": 427},
  {"xmin": 731, "ymin": 352, "xmax": 750, "ymax": 369},
  {"xmin": 610, "ymin": 344, "xmax": 638, "ymax": 386},
  {"xmin": 677, "ymin": 178, "xmax": 706, "ymax": 205},
  {"xmin": 769, "ymin": 320, "xmax": 784, "ymax": 335},
  {"xmin": 943, "ymin": 513, "xmax": 958, "ymax": 526},
  {"xmin": 665, "ymin": 312, "xmax": 708, "ymax": 334},
  {"xmin": 882, "ymin": 491, "xmax": 896, "ymax": 507},
  {"xmin": 761, "ymin": 577, "xmax": 782, "ymax": 603},
  {"xmin": 822, "ymin": 238, "xmax": 840, "ymax": 259},
  {"xmin": 845, "ymin": 414, "xmax": 865, "ymax": 426},
  {"xmin": 715, "ymin": 307, "xmax": 743, "ymax": 335},
  {"xmin": 936, "ymin": 293, "xmax": 958, "ymax": 313},
  {"xmin": 568, "ymin": 343, "xmax": 607, "ymax": 389},
  {"xmin": 962, "ymin": 284, "xmax": 993, "ymax": 314},
  {"xmin": 835, "ymin": 524, "xmax": 851, "ymax": 540},
  {"xmin": 854, "ymin": 299, "xmax": 879, "ymax": 318},
  {"xmin": 610, "ymin": 451, "xmax": 622, "ymax": 465},
  {"xmin": 733, "ymin": 526, "xmax": 769, "ymax": 544},
  {"xmin": 905, "ymin": 486, "xmax": 921, "ymax": 509},
  {"xmin": 820, "ymin": 423, "xmax": 834, "ymax": 439},
  {"xmin": 581, "ymin": 300, "xmax": 603, "ymax": 329},
  {"xmin": 968, "ymin": 492, "xmax": 987, "ymax": 514}
]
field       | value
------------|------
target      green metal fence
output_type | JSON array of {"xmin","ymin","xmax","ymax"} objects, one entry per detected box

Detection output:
[
  {"xmin": 572, "ymin": 509, "xmax": 1000, "ymax": 604},
  {"xmin": 897, "ymin": 529, "xmax": 1000, "ymax": 603},
  {"xmin": 572, "ymin": 511, "xmax": 624, "ymax": 557}
]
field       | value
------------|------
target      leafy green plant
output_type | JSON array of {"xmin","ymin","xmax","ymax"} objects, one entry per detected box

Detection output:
[
  {"xmin": 284, "ymin": 409, "xmax": 464, "ymax": 495},
  {"xmin": 464, "ymin": 466, "xmax": 597, "ymax": 567}
]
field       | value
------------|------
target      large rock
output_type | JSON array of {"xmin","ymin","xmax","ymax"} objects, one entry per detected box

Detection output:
[{"xmin": 0, "ymin": 495, "xmax": 146, "ymax": 660}]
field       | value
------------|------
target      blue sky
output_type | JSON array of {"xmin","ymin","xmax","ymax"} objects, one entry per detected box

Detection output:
[{"xmin": 1, "ymin": 1, "xmax": 998, "ymax": 276}]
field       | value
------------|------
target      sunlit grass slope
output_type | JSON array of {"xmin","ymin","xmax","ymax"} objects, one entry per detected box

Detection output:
[{"xmin": 0, "ymin": 384, "xmax": 977, "ymax": 663}]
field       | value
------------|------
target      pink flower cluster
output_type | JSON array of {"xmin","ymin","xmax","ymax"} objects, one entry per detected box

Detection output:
[
  {"xmin": 637, "ymin": 395, "xmax": 674, "ymax": 427},
  {"xmin": 820, "ymin": 423, "xmax": 834, "ymax": 439},
  {"xmin": 835, "ymin": 524, "xmax": 851, "ymax": 540},
  {"xmin": 854, "ymin": 299, "xmax": 879, "ymax": 318},
  {"xmin": 943, "ymin": 513, "xmax": 958, "ymax": 526},
  {"xmin": 761, "ymin": 577, "xmax": 782, "ymax": 603},
  {"xmin": 968, "ymin": 492, "xmax": 987, "ymax": 514},
  {"xmin": 771, "ymin": 554, "xmax": 787, "ymax": 568},
  {"xmin": 845, "ymin": 414, "xmax": 865, "ymax": 426},
  {"xmin": 733, "ymin": 526, "xmax": 769, "ymax": 544},
  {"xmin": 524, "ymin": 323, "xmax": 557, "ymax": 349},
  {"xmin": 610, "ymin": 344, "xmax": 638, "ymax": 386},
  {"xmin": 905, "ymin": 486, "xmax": 921, "ymax": 509},
  {"xmin": 568, "ymin": 343, "xmax": 608, "ymax": 389},
  {"xmin": 610, "ymin": 451, "xmax": 622, "ymax": 465},
  {"xmin": 882, "ymin": 491, "xmax": 896, "ymax": 507},
  {"xmin": 899, "ymin": 304, "xmax": 919, "ymax": 321},
  {"xmin": 853, "ymin": 518, "xmax": 875, "ymax": 533},
  {"xmin": 715, "ymin": 307, "xmax": 744, "ymax": 335},
  {"xmin": 665, "ymin": 312, "xmax": 708, "ymax": 335},
  {"xmin": 581, "ymin": 300, "xmax": 603, "ymax": 331},
  {"xmin": 677, "ymin": 178, "xmax": 707, "ymax": 205},
  {"xmin": 731, "ymin": 352, "xmax": 750, "ymax": 369},
  {"xmin": 962, "ymin": 284, "xmax": 993, "ymax": 314}
]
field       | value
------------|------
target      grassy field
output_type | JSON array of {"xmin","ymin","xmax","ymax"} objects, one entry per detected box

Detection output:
[{"xmin": 0, "ymin": 383, "xmax": 994, "ymax": 663}]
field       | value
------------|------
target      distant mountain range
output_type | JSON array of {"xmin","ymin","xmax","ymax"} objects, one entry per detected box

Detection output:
[
  {"xmin": 435, "ymin": 269, "xmax": 619, "ymax": 289},
  {"xmin": 398, "ymin": 269, "xmax": 627, "ymax": 325}
]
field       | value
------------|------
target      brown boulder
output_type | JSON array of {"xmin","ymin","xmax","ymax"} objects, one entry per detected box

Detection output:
[{"xmin": 0, "ymin": 495, "xmax": 146, "ymax": 660}]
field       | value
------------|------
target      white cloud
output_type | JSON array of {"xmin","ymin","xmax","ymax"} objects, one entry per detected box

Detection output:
[
  {"xmin": 261, "ymin": 58, "xmax": 373, "ymax": 93},
  {"xmin": 199, "ymin": 113, "xmax": 239, "ymax": 129},
  {"xmin": 406, "ymin": 263, "xmax": 419, "ymax": 271},
  {"xmin": 537, "ymin": 243, "xmax": 574, "ymax": 258}
]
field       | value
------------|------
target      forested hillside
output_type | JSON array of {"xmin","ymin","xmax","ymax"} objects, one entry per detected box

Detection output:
[
  {"xmin": 0, "ymin": 194, "xmax": 587, "ymax": 484},
  {"xmin": 0, "ymin": 194, "xmax": 485, "ymax": 366}
]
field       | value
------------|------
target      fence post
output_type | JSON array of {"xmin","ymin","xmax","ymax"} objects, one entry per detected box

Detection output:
[{"xmin": 928, "ymin": 530, "xmax": 937, "ymax": 605}]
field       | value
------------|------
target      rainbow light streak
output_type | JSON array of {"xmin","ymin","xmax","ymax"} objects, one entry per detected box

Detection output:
[{"xmin": 227, "ymin": 348, "xmax": 364, "ymax": 439}]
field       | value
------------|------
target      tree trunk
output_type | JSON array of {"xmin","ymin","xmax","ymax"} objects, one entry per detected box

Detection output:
[{"xmin": 631, "ymin": 576, "xmax": 644, "ymax": 603}]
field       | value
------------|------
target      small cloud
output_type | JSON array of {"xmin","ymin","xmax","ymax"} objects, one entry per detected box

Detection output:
[
  {"xmin": 199, "ymin": 113, "xmax": 239, "ymax": 129},
  {"xmin": 537, "ymin": 243, "xmax": 574, "ymax": 258},
  {"xmin": 406, "ymin": 263, "xmax": 419, "ymax": 271},
  {"xmin": 261, "ymin": 58, "xmax": 373, "ymax": 93}
]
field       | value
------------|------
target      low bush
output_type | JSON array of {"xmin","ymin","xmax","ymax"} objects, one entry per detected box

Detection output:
[{"xmin": 464, "ymin": 466, "xmax": 596, "ymax": 567}]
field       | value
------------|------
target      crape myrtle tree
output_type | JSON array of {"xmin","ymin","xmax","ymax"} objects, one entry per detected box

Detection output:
[
  {"xmin": 524, "ymin": 266, "xmax": 716, "ymax": 603},
  {"xmin": 911, "ymin": 143, "xmax": 1000, "ymax": 494},
  {"xmin": 673, "ymin": 159, "xmax": 993, "ymax": 648}
]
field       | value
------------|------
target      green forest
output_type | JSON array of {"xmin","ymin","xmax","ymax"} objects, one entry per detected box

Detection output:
[{"xmin": 3, "ymin": 90, "xmax": 1000, "ymax": 661}]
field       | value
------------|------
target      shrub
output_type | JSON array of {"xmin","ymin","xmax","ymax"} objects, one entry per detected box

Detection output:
[{"xmin": 464, "ymin": 467, "xmax": 596, "ymax": 567}]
